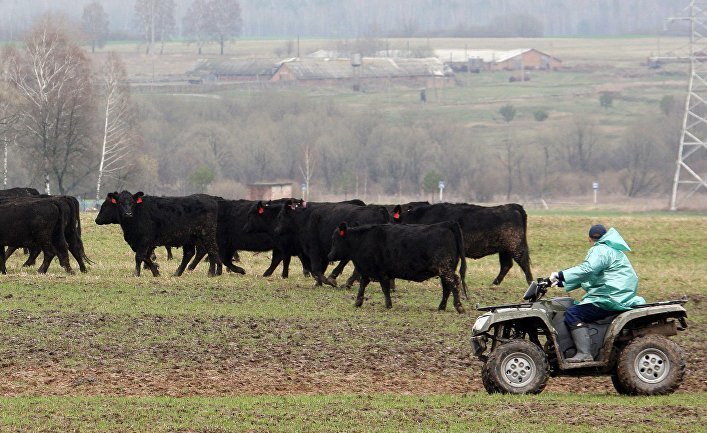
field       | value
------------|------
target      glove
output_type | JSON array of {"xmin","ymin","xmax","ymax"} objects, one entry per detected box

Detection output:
[{"xmin": 549, "ymin": 271, "xmax": 561, "ymax": 287}]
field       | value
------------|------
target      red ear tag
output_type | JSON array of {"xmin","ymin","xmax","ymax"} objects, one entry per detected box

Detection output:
[
  {"xmin": 393, "ymin": 212, "xmax": 400, "ymax": 219},
  {"xmin": 258, "ymin": 207, "xmax": 264, "ymax": 214},
  {"xmin": 111, "ymin": 198, "xmax": 117, "ymax": 204},
  {"xmin": 339, "ymin": 230, "xmax": 345, "ymax": 236},
  {"xmin": 136, "ymin": 197, "xmax": 143, "ymax": 204}
]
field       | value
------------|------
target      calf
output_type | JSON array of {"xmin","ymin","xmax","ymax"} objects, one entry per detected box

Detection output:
[
  {"xmin": 95, "ymin": 191, "xmax": 223, "ymax": 277},
  {"xmin": 393, "ymin": 202, "xmax": 532, "ymax": 285},
  {"xmin": 0, "ymin": 199, "xmax": 73, "ymax": 274},
  {"xmin": 328, "ymin": 221, "xmax": 467, "ymax": 313},
  {"xmin": 274, "ymin": 200, "xmax": 390, "ymax": 287}
]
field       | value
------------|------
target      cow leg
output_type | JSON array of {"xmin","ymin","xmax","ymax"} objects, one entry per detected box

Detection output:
[
  {"xmin": 142, "ymin": 253, "xmax": 160, "ymax": 277},
  {"xmin": 263, "ymin": 249, "xmax": 283, "ymax": 277},
  {"xmin": 55, "ymin": 244, "xmax": 74, "ymax": 275},
  {"xmin": 68, "ymin": 239, "xmax": 87, "ymax": 273},
  {"xmin": 0, "ymin": 245, "xmax": 6, "ymax": 274},
  {"xmin": 299, "ymin": 254, "xmax": 311, "ymax": 278},
  {"xmin": 23, "ymin": 248, "xmax": 41, "ymax": 267},
  {"xmin": 135, "ymin": 249, "xmax": 160, "ymax": 277},
  {"xmin": 355, "ymin": 276, "xmax": 371, "ymax": 307},
  {"xmin": 514, "ymin": 250, "xmax": 534, "ymax": 284},
  {"xmin": 380, "ymin": 277, "xmax": 393, "ymax": 309},
  {"xmin": 175, "ymin": 245, "xmax": 196, "ymax": 276},
  {"xmin": 344, "ymin": 267, "xmax": 361, "ymax": 289},
  {"xmin": 232, "ymin": 251, "xmax": 241, "ymax": 263},
  {"xmin": 203, "ymin": 240, "xmax": 225, "ymax": 277},
  {"xmin": 166, "ymin": 246, "xmax": 173, "ymax": 260},
  {"xmin": 37, "ymin": 248, "xmax": 55, "ymax": 274},
  {"xmin": 492, "ymin": 251, "xmax": 514, "ymax": 285},
  {"xmin": 440, "ymin": 274, "xmax": 465, "ymax": 314},
  {"xmin": 4, "ymin": 246, "xmax": 17, "ymax": 260},
  {"xmin": 187, "ymin": 248, "xmax": 206, "ymax": 271},
  {"xmin": 328, "ymin": 259, "xmax": 348, "ymax": 281},
  {"xmin": 220, "ymin": 246, "xmax": 245, "ymax": 275}
]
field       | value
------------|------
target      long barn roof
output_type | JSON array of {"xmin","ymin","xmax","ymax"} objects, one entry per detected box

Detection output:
[{"xmin": 278, "ymin": 57, "xmax": 453, "ymax": 80}]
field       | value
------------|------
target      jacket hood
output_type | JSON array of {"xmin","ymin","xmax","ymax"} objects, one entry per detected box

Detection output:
[{"xmin": 596, "ymin": 227, "xmax": 631, "ymax": 252}]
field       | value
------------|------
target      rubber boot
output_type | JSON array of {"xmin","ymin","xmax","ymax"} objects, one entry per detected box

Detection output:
[{"xmin": 567, "ymin": 326, "xmax": 594, "ymax": 363}]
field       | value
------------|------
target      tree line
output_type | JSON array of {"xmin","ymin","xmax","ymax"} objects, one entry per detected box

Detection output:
[{"xmin": 0, "ymin": 14, "xmax": 683, "ymax": 202}]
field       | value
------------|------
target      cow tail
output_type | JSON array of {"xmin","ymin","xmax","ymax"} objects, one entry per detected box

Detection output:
[
  {"xmin": 51, "ymin": 205, "xmax": 67, "ymax": 254},
  {"xmin": 515, "ymin": 203, "xmax": 531, "ymax": 266},
  {"xmin": 72, "ymin": 197, "xmax": 93, "ymax": 265},
  {"xmin": 453, "ymin": 221, "xmax": 468, "ymax": 300}
]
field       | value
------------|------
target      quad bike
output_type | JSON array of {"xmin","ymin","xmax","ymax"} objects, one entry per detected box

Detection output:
[{"xmin": 471, "ymin": 278, "xmax": 688, "ymax": 395}]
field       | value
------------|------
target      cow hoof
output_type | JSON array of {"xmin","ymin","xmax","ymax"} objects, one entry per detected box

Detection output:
[
  {"xmin": 354, "ymin": 298, "xmax": 363, "ymax": 307},
  {"xmin": 491, "ymin": 279, "xmax": 501, "ymax": 285},
  {"xmin": 455, "ymin": 304, "xmax": 466, "ymax": 314}
]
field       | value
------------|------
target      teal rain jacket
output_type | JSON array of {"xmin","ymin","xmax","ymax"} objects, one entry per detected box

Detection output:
[{"xmin": 562, "ymin": 228, "xmax": 645, "ymax": 311}]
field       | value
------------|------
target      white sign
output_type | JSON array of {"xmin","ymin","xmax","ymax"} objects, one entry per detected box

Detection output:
[
  {"xmin": 592, "ymin": 182, "xmax": 599, "ymax": 191},
  {"xmin": 438, "ymin": 180, "xmax": 445, "ymax": 190}
]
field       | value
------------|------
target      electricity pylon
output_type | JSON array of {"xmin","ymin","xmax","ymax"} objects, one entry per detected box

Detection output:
[{"xmin": 655, "ymin": 1, "xmax": 707, "ymax": 210}]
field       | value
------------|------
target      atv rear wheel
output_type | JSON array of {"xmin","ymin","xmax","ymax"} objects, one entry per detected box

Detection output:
[
  {"xmin": 482, "ymin": 339, "xmax": 549, "ymax": 394},
  {"xmin": 614, "ymin": 335, "xmax": 685, "ymax": 396}
]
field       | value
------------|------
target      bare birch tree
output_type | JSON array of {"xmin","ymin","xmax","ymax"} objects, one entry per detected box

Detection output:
[
  {"xmin": 299, "ymin": 143, "xmax": 315, "ymax": 201},
  {"xmin": 0, "ymin": 76, "xmax": 19, "ymax": 187},
  {"xmin": 96, "ymin": 52, "xmax": 134, "ymax": 202},
  {"xmin": 6, "ymin": 15, "xmax": 96, "ymax": 195}
]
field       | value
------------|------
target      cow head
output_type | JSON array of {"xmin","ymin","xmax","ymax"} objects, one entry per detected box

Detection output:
[
  {"xmin": 243, "ymin": 201, "xmax": 269, "ymax": 233},
  {"xmin": 273, "ymin": 199, "xmax": 298, "ymax": 237},
  {"xmin": 97, "ymin": 190, "xmax": 145, "ymax": 223},
  {"xmin": 328, "ymin": 222, "xmax": 351, "ymax": 262},
  {"xmin": 392, "ymin": 205, "xmax": 403, "ymax": 223},
  {"xmin": 95, "ymin": 192, "xmax": 121, "ymax": 225}
]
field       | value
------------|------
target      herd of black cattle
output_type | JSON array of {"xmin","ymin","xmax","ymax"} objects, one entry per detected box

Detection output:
[{"xmin": 0, "ymin": 187, "xmax": 534, "ymax": 313}]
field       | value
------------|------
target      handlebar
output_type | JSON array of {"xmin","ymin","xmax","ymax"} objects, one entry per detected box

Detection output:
[{"xmin": 522, "ymin": 278, "xmax": 553, "ymax": 302}]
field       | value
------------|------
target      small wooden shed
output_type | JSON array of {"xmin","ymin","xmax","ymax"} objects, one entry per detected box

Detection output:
[{"xmin": 246, "ymin": 182, "xmax": 295, "ymax": 201}]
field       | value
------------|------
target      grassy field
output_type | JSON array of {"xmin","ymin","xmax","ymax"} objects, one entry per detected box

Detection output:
[{"xmin": 0, "ymin": 211, "xmax": 704, "ymax": 431}]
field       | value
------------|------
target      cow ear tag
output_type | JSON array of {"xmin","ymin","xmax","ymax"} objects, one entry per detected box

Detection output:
[
  {"xmin": 111, "ymin": 198, "xmax": 117, "ymax": 204},
  {"xmin": 258, "ymin": 206, "xmax": 264, "ymax": 214},
  {"xmin": 339, "ymin": 229, "xmax": 345, "ymax": 237},
  {"xmin": 136, "ymin": 197, "xmax": 143, "ymax": 204},
  {"xmin": 393, "ymin": 211, "xmax": 400, "ymax": 220}
]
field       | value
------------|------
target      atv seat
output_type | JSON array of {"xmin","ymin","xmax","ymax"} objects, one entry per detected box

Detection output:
[{"xmin": 594, "ymin": 314, "xmax": 619, "ymax": 325}]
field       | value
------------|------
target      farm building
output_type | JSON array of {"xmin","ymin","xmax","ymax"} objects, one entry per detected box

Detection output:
[
  {"xmin": 190, "ymin": 58, "xmax": 280, "ymax": 82},
  {"xmin": 271, "ymin": 57, "xmax": 454, "ymax": 87},
  {"xmin": 435, "ymin": 48, "xmax": 562, "ymax": 72},
  {"xmin": 246, "ymin": 181, "xmax": 295, "ymax": 201}
]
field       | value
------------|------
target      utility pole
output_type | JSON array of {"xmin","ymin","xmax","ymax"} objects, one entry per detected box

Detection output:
[{"xmin": 654, "ymin": 1, "xmax": 707, "ymax": 210}]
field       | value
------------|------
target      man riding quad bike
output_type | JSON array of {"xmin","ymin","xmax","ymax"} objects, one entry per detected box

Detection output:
[{"xmin": 470, "ymin": 225, "xmax": 688, "ymax": 395}]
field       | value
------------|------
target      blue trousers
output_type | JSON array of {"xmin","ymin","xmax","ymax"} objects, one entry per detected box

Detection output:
[{"xmin": 564, "ymin": 303, "xmax": 615, "ymax": 328}]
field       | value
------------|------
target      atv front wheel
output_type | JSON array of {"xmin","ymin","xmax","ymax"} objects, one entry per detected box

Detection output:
[
  {"xmin": 482, "ymin": 339, "xmax": 549, "ymax": 394},
  {"xmin": 614, "ymin": 335, "xmax": 685, "ymax": 396}
]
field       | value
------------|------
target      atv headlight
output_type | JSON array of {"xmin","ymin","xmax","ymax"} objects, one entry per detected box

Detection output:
[{"xmin": 472, "ymin": 314, "xmax": 491, "ymax": 333}]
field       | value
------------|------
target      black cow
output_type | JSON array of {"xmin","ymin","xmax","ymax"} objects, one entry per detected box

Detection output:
[
  {"xmin": 328, "ymin": 221, "xmax": 467, "ymax": 313},
  {"xmin": 2, "ymin": 195, "xmax": 91, "ymax": 272},
  {"xmin": 242, "ymin": 199, "xmax": 312, "ymax": 278},
  {"xmin": 95, "ymin": 191, "xmax": 223, "ymax": 277},
  {"xmin": 0, "ymin": 199, "xmax": 73, "ymax": 274},
  {"xmin": 186, "ymin": 198, "xmax": 308, "ymax": 276},
  {"xmin": 392, "ymin": 202, "xmax": 532, "ymax": 285},
  {"xmin": 243, "ymin": 199, "xmax": 367, "ymax": 281},
  {"xmin": 274, "ymin": 200, "xmax": 390, "ymax": 287}
]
